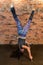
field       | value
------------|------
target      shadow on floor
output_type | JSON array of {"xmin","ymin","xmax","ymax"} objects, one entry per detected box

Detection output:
[{"xmin": 0, "ymin": 44, "xmax": 43, "ymax": 65}]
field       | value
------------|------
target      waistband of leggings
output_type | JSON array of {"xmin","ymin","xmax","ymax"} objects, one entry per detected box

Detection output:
[{"xmin": 17, "ymin": 36, "xmax": 26, "ymax": 39}]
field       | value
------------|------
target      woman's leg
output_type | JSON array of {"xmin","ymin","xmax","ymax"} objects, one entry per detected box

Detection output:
[
  {"xmin": 22, "ymin": 10, "xmax": 35, "ymax": 35},
  {"xmin": 10, "ymin": 5, "xmax": 23, "ymax": 31}
]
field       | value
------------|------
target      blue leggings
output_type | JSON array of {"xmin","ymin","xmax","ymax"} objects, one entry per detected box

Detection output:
[{"xmin": 11, "ymin": 7, "xmax": 34, "ymax": 37}]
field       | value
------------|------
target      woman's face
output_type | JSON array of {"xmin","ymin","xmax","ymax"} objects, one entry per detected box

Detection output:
[{"xmin": 20, "ymin": 49, "xmax": 24, "ymax": 53}]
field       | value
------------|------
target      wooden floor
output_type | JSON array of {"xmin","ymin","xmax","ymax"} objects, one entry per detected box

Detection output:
[{"xmin": 0, "ymin": 44, "xmax": 43, "ymax": 65}]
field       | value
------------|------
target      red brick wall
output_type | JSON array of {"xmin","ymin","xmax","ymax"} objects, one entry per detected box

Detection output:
[{"xmin": 0, "ymin": 0, "xmax": 43, "ymax": 44}]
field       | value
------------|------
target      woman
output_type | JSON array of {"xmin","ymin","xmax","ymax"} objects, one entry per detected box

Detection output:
[{"xmin": 10, "ymin": 4, "xmax": 35, "ymax": 61}]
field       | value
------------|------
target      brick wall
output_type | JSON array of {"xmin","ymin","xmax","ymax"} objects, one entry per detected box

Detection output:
[{"xmin": 0, "ymin": 0, "xmax": 43, "ymax": 44}]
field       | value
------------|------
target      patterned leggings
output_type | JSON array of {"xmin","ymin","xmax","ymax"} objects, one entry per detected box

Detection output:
[{"xmin": 10, "ymin": 7, "xmax": 34, "ymax": 37}]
